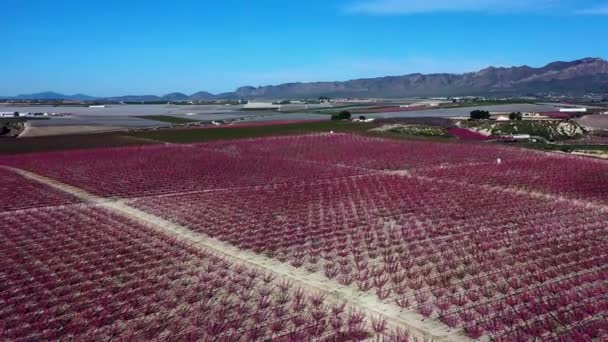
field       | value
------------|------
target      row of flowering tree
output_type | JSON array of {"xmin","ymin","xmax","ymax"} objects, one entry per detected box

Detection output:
[
  {"xmin": 132, "ymin": 173, "xmax": 608, "ymax": 340},
  {"xmin": 0, "ymin": 133, "xmax": 537, "ymax": 201},
  {"xmin": 0, "ymin": 144, "xmax": 369, "ymax": 199},
  {"xmin": 0, "ymin": 205, "xmax": 402, "ymax": 341},
  {"xmin": 0, "ymin": 168, "xmax": 79, "ymax": 212},
  {"xmin": 4, "ymin": 131, "xmax": 608, "ymax": 340},
  {"xmin": 422, "ymin": 154, "xmax": 608, "ymax": 204},
  {"xmin": 204, "ymin": 133, "xmax": 532, "ymax": 171}
]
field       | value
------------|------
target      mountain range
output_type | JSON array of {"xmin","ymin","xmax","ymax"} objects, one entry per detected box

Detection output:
[{"xmin": 3, "ymin": 58, "xmax": 608, "ymax": 101}]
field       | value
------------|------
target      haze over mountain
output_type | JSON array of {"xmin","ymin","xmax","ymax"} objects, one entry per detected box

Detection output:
[
  {"xmin": 4, "ymin": 91, "xmax": 99, "ymax": 101},
  {"xmin": 3, "ymin": 58, "xmax": 607, "ymax": 101}
]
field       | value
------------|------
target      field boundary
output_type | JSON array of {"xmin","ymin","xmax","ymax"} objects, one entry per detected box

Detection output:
[{"xmin": 3, "ymin": 165, "xmax": 470, "ymax": 342}]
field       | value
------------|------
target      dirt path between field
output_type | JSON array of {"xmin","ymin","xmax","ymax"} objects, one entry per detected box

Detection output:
[
  {"xmin": 19, "ymin": 125, "xmax": 132, "ymax": 138},
  {"xmin": 3, "ymin": 165, "xmax": 470, "ymax": 342}
]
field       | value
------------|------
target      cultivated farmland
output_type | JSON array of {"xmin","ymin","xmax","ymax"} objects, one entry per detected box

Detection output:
[
  {"xmin": 0, "ymin": 168, "xmax": 79, "ymax": 212},
  {"xmin": 1, "ymin": 132, "xmax": 607, "ymax": 341}
]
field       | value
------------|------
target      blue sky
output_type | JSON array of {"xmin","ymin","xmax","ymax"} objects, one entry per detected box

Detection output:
[{"xmin": 2, "ymin": 0, "xmax": 608, "ymax": 96}]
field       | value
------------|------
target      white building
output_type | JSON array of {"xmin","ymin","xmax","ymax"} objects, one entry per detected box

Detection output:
[
  {"xmin": 510, "ymin": 134, "xmax": 532, "ymax": 140},
  {"xmin": 522, "ymin": 112, "xmax": 549, "ymax": 120},
  {"xmin": 559, "ymin": 107, "xmax": 587, "ymax": 113},
  {"xmin": 352, "ymin": 118, "xmax": 375, "ymax": 123}
]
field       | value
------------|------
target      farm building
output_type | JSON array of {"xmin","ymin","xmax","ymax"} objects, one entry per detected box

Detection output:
[
  {"xmin": 510, "ymin": 134, "xmax": 532, "ymax": 140},
  {"xmin": 522, "ymin": 112, "xmax": 551, "ymax": 120},
  {"xmin": 491, "ymin": 112, "xmax": 550, "ymax": 121},
  {"xmin": 352, "ymin": 117, "xmax": 375, "ymax": 123},
  {"xmin": 559, "ymin": 107, "xmax": 587, "ymax": 113}
]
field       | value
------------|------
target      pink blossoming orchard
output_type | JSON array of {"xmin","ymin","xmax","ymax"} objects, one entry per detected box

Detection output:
[{"xmin": 1, "ymin": 132, "xmax": 607, "ymax": 341}]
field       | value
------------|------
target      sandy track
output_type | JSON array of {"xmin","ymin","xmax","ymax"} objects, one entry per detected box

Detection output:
[
  {"xmin": 19, "ymin": 124, "xmax": 132, "ymax": 137},
  {"xmin": 2, "ymin": 166, "xmax": 468, "ymax": 342}
]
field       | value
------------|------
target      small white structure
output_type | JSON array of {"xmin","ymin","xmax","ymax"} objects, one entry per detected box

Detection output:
[
  {"xmin": 559, "ymin": 107, "xmax": 587, "ymax": 113},
  {"xmin": 352, "ymin": 118, "xmax": 375, "ymax": 123},
  {"xmin": 89, "ymin": 105, "xmax": 107, "ymax": 108},
  {"xmin": 496, "ymin": 115, "xmax": 510, "ymax": 121},
  {"xmin": 0, "ymin": 112, "xmax": 16, "ymax": 117},
  {"xmin": 521, "ymin": 112, "xmax": 550, "ymax": 120},
  {"xmin": 510, "ymin": 134, "xmax": 532, "ymax": 140}
]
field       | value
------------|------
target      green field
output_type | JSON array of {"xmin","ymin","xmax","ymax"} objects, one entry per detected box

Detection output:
[
  {"xmin": 0, "ymin": 133, "xmax": 156, "ymax": 155},
  {"xmin": 0, "ymin": 121, "xmax": 379, "ymax": 155},
  {"xmin": 134, "ymin": 115, "xmax": 201, "ymax": 124},
  {"xmin": 3, "ymin": 117, "xmax": 599, "ymax": 159},
  {"xmin": 522, "ymin": 141, "xmax": 608, "ymax": 153},
  {"xmin": 128, "ymin": 121, "xmax": 376, "ymax": 143}
]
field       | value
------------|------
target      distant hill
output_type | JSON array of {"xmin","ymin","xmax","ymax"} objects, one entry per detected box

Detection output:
[
  {"xmin": 104, "ymin": 95, "xmax": 162, "ymax": 102},
  {"xmin": 162, "ymin": 92, "xmax": 190, "ymax": 101},
  {"xmin": 190, "ymin": 91, "xmax": 216, "ymax": 100},
  {"xmin": 1, "ymin": 92, "xmax": 98, "ymax": 101},
  {"xmin": 229, "ymin": 57, "xmax": 608, "ymax": 99},
  {"xmin": 4, "ymin": 57, "xmax": 608, "ymax": 100}
]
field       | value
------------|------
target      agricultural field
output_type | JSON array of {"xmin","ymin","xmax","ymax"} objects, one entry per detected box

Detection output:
[
  {"xmin": 0, "ymin": 132, "xmax": 156, "ymax": 155},
  {"xmin": 0, "ymin": 166, "xmax": 395, "ymax": 341},
  {"xmin": 1, "ymin": 205, "xmax": 389, "ymax": 341},
  {"xmin": 127, "ymin": 120, "xmax": 373, "ymax": 144},
  {"xmin": 133, "ymin": 115, "xmax": 201, "ymax": 124},
  {"xmin": 203, "ymin": 134, "xmax": 532, "ymax": 170},
  {"xmin": 0, "ymin": 168, "xmax": 79, "ymax": 212},
  {"xmin": 1, "ymin": 132, "xmax": 607, "ymax": 341}
]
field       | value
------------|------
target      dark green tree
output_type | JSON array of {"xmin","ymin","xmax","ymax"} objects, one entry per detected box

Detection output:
[
  {"xmin": 509, "ymin": 112, "xmax": 523, "ymax": 121},
  {"xmin": 339, "ymin": 111, "xmax": 352, "ymax": 120},
  {"xmin": 332, "ymin": 110, "xmax": 352, "ymax": 120},
  {"xmin": 470, "ymin": 110, "xmax": 490, "ymax": 120}
]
